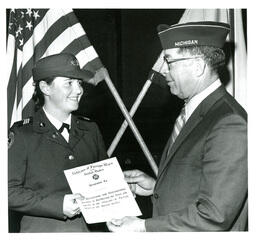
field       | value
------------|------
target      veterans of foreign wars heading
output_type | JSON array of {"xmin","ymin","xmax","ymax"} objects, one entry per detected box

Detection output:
[
  {"xmin": 107, "ymin": 21, "xmax": 247, "ymax": 232},
  {"xmin": 8, "ymin": 53, "xmax": 108, "ymax": 232}
]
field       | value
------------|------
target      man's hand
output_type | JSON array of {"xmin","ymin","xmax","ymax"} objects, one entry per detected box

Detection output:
[
  {"xmin": 63, "ymin": 193, "xmax": 84, "ymax": 218},
  {"xmin": 124, "ymin": 169, "xmax": 156, "ymax": 196},
  {"xmin": 107, "ymin": 216, "xmax": 146, "ymax": 232}
]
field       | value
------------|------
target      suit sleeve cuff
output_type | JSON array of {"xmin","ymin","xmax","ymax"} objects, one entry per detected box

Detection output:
[{"xmin": 145, "ymin": 217, "xmax": 168, "ymax": 232}]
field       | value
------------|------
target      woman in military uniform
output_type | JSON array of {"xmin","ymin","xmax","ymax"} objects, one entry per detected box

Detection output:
[{"xmin": 8, "ymin": 53, "xmax": 108, "ymax": 232}]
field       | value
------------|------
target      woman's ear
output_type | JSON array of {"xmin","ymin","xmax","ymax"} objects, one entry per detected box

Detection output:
[{"xmin": 39, "ymin": 81, "xmax": 51, "ymax": 96}]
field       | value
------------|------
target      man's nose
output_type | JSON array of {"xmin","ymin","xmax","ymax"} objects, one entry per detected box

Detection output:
[
  {"xmin": 162, "ymin": 69, "xmax": 171, "ymax": 78},
  {"xmin": 161, "ymin": 63, "xmax": 169, "ymax": 77}
]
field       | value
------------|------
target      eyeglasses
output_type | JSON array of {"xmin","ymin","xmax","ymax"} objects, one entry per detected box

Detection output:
[{"xmin": 163, "ymin": 55, "xmax": 203, "ymax": 71}]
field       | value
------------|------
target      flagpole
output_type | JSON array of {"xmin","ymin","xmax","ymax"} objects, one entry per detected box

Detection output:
[
  {"xmin": 107, "ymin": 79, "xmax": 152, "ymax": 156},
  {"xmin": 228, "ymin": 8, "xmax": 235, "ymax": 97},
  {"xmin": 107, "ymin": 59, "xmax": 165, "ymax": 157},
  {"xmin": 233, "ymin": 9, "xmax": 247, "ymax": 110},
  {"xmin": 103, "ymin": 70, "xmax": 158, "ymax": 176}
]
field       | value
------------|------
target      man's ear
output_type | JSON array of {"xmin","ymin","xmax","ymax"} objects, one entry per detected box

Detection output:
[
  {"xmin": 39, "ymin": 81, "xmax": 51, "ymax": 96},
  {"xmin": 194, "ymin": 58, "xmax": 206, "ymax": 77}
]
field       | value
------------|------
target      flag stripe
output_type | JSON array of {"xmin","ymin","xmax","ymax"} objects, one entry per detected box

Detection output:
[
  {"xmin": 44, "ymin": 23, "xmax": 85, "ymax": 56},
  {"xmin": 60, "ymin": 35, "xmax": 104, "ymax": 72},
  {"xmin": 16, "ymin": 60, "xmax": 24, "ymax": 108},
  {"xmin": 21, "ymin": 98, "xmax": 35, "ymax": 118},
  {"xmin": 10, "ymin": 92, "xmax": 19, "ymax": 126},
  {"xmin": 32, "ymin": 12, "xmax": 78, "ymax": 60},
  {"xmin": 20, "ymin": 78, "xmax": 34, "ymax": 117},
  {"xmin": 7, "ymin": 50, "xmax": 18, "ymax": 125},
  {"xmin": 62, "ymin": 35, "xmax": 91, "ymax": 54},
  {"xmin": 20, "ymin": 9, "xmax": 49, "ymax": 65},
  {"xmin": 82, "ymin": 57, "xmax": 103, "ymax": 72},
  {"xmin": 76, "ymin": 46, "xmax": 98, "ymax": 68},
  {"xmin": 31, "ymin": 9, "xmax": 71, "ymax": 47},
  {"xmin": 61, "ymin": 35, "xmax": 104, "ymax": 71},
  {"xmin": 20, "ymin": 77, "xmax": 34, "ymax": 112},
  {"xmin": 6, "ymin": 34, "xmax": 16, "ymax": 85}
]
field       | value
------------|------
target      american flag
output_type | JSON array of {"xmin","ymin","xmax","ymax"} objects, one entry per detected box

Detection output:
[{"xmin": 7, "ymin": 8, "xmax": 108, "ymax": 127}]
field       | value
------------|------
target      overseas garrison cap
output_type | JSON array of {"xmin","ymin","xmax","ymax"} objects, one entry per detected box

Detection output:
[
  {"xmin": 32, "ymin": 53, "xmax": 94, "ymax": 82},
  {"xmin": 157, "ymin": 21, "xmax": 230, "ymax": 49}
]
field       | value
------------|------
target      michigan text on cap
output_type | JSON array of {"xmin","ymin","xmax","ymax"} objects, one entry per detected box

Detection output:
[{"xmin": 157, "ymin": 21, "xmax": 230, "ymax": 49}]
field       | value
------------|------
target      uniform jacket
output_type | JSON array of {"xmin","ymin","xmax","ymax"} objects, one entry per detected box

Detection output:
[
  {"xmin": 8, "ymin": 108, "xmax": 108, "ymax": 232},
  {"xmin": 145, "ymin": 86, "xmax": 248, "ymax": 231}
]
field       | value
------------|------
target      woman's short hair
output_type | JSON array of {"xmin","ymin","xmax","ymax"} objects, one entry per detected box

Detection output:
[{"xmin": 32, "ymin": 77, "xmax": 54, "ymax": 112}]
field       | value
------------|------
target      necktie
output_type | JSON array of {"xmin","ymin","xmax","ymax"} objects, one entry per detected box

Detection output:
[
  {"xmin": 167, "ymin": 107, "xmax": 186, "ymax": 156},
  {"xmin": 58, "ymin": 123, "xmax": 70, "ymax": 133},
  {"xmin": 58, "ymin": 123, "xmax": 70, "ymax": 142}
]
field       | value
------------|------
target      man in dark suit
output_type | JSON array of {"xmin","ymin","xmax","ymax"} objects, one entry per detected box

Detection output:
[
  {"xmin": 107, "ymin": 21, "xmax": 247, "ymax": 231},
  {"xmin": 8, "ymin": 53, "xmax": 108, "ymax": 232}
]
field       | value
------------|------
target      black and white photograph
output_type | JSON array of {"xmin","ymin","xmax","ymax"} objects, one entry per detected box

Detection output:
[{"xmin": 1, "ymin": 1, "xmax": 255, "ymax": 240}]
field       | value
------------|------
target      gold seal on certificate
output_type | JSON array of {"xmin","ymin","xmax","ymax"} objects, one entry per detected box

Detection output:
[{"xmin": 64, "ymin": 157, "xmax": 142, "ymax": 224}]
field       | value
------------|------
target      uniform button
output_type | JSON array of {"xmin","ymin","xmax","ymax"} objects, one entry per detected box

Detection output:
[
  {"xmin": 39, "ymin": 122, "xmax": 45, "ymax": 127},
  {"xmin": 153, "ymin": 193, "xmax": 159, "ymax": 199},
  {"xmin": 52, "ymin": 132, "xmax": 59, "ymax": 138},
  {"xmin": 68, "ymin": 155, "xmax": 75, "ymax": 161}
]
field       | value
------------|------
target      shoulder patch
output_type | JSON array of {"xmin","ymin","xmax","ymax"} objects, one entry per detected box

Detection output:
[
  {"xmin": 22, "ymin": 118, "xmax": 32, "ymax": 125},
  {"xmin": 8, "ymin": 131, "xmax": 15, "ymax": 149},
  {"xmin": 11, "ymin": 117, "xmax": 33, "ymax": 128}
]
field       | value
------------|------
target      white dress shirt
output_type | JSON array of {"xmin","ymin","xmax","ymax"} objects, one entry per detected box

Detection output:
[
  {"xmin": 184, "ymin": 79, "xmax": 222, "ymax": 122},
  {"xmin": 43, "ymin": 107, "xmax": 71, "ymax": 142}
]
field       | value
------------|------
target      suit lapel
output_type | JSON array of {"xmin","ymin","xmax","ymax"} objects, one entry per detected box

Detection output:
[
  {"xmin": 158, "ymin": 107, "xmax": 203, "ymax": 175},
  {"xmin": 157, "ymin": 86, "xmax": 227, "ymax": 180}
]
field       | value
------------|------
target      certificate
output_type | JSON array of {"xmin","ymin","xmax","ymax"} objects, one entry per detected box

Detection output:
[{"xmin": 64, "ymin": 157, "xmax": 142, "ymax": 224}]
